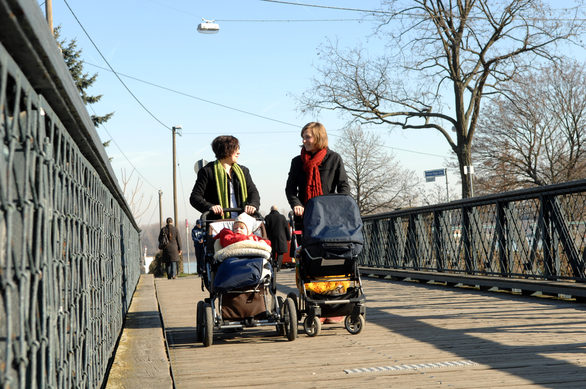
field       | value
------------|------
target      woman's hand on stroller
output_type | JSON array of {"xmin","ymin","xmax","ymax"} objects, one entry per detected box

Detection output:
[
  {"xmin": 244, "ymin": 205, "xmax": 257, "ymax": 215},
  {"xmin": 210, "ymin": 205, "xmax": 224, "ymax": 215},
  {"xmin": 293, "ymin": 205, "xmax": 304, "ymax": 216}
]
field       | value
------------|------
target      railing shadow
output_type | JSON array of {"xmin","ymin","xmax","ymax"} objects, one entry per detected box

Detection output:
[
  {"xmin": 364, "ymin": 277, "xmax": 586, "ymax": 389},
  {"xmin": 123, "ymin": 311, "xmax": 163, "ymax": 329},
  {"xmin": 165, "ymin": 325, "xmax": 292, "ymax": 349}
]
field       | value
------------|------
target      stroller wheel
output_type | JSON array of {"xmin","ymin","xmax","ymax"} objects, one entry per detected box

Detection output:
[
  {"xmin": 303, "ymin": 316, "xmax": 321, "ymax": 337},
  {"xmin": 287, "ymin": 292, "xmax": 298, "ymax": 317},
  {"xmin": 202, "ymin": 303, "xmax": 214, "ymax": 347},
  {"xmin": 275, "ymin": 296, "xmax": 285, "ymax": 336},
  {"xmin": 344, "ymin": 314, "xmax": 365, "ymax": 335},
  {"xmin": 196, "ymin": 300, "xmax": 205, "ymax": 341},
  {"xmin": 283, "ymin": 297, "xmax": 298, "ymax": 341}
]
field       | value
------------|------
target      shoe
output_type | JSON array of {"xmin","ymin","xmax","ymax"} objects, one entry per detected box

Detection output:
[{"xmin": 324, "ymin": 316, "xmax": 344, "ymax": 324}]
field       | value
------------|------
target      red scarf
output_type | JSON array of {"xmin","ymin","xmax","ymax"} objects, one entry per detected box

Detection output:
[{"xmin": 301, "ymin": 147, "xmax": 327, "ymax": 203}]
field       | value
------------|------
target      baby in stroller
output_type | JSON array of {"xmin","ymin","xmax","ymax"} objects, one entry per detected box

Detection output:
[
  {"xmin": 196, "ymin": 210, "xmax": 297, "ymax": 347},
  {"xmin": 289, "ymin": 194, "xmax": 366, "ymax": 336},
  {"xmin": 214, "ymin": 212, "xmax": 271, "ymax": 248}
]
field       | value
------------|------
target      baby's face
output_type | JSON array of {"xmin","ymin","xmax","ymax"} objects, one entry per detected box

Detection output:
[{"xmin": 233, "ymin": 222, "xmax": 247, "ymax": 235}]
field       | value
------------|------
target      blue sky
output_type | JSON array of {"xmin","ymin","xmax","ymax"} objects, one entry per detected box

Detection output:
[
  {"xmin": 50, "ymin": 0, "xmax": 454, "ymax": 227},
  {"xmin": 53, "ymin": 0, "xmax": 571, "ymax": 227}
]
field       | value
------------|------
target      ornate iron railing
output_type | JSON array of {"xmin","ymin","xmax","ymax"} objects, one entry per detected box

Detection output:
[
  {"xmin": 1, "ymin": 1, "xmax": 141, "ymax": 388},
  {"xmin": 360, "ymin": 180, "xmax": 586, "ymax": 284}
]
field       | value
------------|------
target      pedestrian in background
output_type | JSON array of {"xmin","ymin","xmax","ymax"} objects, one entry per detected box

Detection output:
[
  {"xmin": 191, "ymin": 219, "xmax": 205, "ymax": 275},
  {"xmin": 159, "ymin": 217, "xmax": 182, "ymax": 279},
  {"xmin": 265, "ymin": 205, "xmax": 291, "ymax": 271}
]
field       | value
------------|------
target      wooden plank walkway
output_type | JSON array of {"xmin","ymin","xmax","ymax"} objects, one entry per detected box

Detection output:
[{"xmin": 154, "ymin": 270, "xmax": 586, "ymax": 388}]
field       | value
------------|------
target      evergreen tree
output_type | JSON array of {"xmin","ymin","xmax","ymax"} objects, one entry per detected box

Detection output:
[{"xmin": 54, "ymin": 26, "xmax": 113, "ymax": 127}]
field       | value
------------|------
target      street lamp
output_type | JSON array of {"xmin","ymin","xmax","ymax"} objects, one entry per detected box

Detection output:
[
  {"xmin": 172, "ymin": 125, "xmax": 182, "ymax": 228},
  {"xmin": 197, "ymin": 18, "xmax": 220, "ymax": 34}
]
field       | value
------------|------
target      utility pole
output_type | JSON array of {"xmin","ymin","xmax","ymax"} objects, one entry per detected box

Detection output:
[
  {"xmin": 45, "ymin": 0, "xmax": 53, "ymax": 36},
  {"xmin": 158, "ymin": 190, "xmax": 163, "ymax": 228},
  {"xmin": 172, "ymin": 125, "xmax": 182, "ymax": 226},
  {"xmin": 444, "ymin": 168, "xmax": 450, "ymax": 202}
]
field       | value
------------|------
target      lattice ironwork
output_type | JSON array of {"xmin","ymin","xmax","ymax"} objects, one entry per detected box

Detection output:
[
  {"xmin": 360, "ymin": 182, "xmax": 586, "ymax": 283},
  {"xmin": 0, "ymin": 38, "xmax": 140, "ymax": 389}
]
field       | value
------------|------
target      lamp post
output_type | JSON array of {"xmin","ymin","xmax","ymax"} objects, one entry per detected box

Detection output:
[{"xmin": 172, "ymin": 125, "xmax": 182, "ymax": 227}]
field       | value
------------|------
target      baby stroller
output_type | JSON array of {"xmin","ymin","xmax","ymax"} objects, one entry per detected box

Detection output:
[
  {"xmin": 195, "ymin": 208, "xmax": 297, "ymax": 347},
  {"xmin": 288, "ymin": 194, "xmax": 366, "ymax": 336}
]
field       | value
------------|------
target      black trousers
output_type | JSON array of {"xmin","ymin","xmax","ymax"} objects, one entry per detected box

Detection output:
[{"xmin": 272, "ymin": 251, "xmax": 284, "ymax": 271}]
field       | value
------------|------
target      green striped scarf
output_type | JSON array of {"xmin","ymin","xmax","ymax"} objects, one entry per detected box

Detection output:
[{"xmin": 214, "ymin": 160, "xmax": 248, "ymax": 218}]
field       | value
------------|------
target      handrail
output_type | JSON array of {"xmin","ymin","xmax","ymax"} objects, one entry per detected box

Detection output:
[
  {"xmin": 359, "ymin": 179, "xmax": 586, "ymax": 284},
  {"xmin": 0, "ymin": 1, "xmax": 142, "ymax": 388}
]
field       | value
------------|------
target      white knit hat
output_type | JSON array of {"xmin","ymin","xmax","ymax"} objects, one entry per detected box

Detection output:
[{"xmin": 235, "ymin": 212, "xmax": 255, "ymax": 235}]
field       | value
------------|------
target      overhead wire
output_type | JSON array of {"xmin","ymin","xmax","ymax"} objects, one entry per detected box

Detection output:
[
  {"xmin": 84, "ymin": 62, "xmax": 299, "ymax": 128},
  {"xmin": 88, "ymin": 106, "xmax": 160, "ymax": 191},
  {"xmin": 65, "ymin": 0, "xmax": 448, "ymax": 166},
  {"xmin": 259, "ymin": 0, "xmax": 585, "ymax": 22},
  {"xmin": 215, "ymin": 18, "xmax": 373, "ymax": 22},
  {"xmin": 259, "ymin": 0, "xmax": 390, "ymax": 14},
  {"xmin": 143, "ymin": 200, "xmax": 159, "ymax": 228},
  {"xmin": 84, "ymin": 63, "xmax": 446, "ymax": 158},
  {"xmin": 62, "ymin": 0, "xmax": 171, "ymax": 131}
]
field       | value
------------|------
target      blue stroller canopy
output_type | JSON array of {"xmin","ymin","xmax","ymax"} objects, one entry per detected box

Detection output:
[{"xmin": 303, "ymin": 194, "xmax": 363, "ymax": 250}]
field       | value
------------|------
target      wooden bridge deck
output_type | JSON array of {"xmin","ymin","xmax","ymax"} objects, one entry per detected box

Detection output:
[{"xmin": 154, "ymin": 270, "xmax": 586, "ymax": 388}]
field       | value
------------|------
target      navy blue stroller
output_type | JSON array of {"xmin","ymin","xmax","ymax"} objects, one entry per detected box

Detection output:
[
  {"xmin": 195, "ymin": 208, "xmax": 297, "ymax": 346},
  {"xmin": 289, "ymin": 194, "xmax": 366, "ymax": 336}
]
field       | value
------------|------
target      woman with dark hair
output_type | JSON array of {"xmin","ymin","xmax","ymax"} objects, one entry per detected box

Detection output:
[
  {"xmin": 158, "ymin": 217, "xmax": 182, "ymax": 279},
  {"xmin": 190, "ymin": 135, "xmax": 260, "ymax": 218},
  {"xmin": 286, "ymin": 122, "xmax": 350, "ymax": 216}
]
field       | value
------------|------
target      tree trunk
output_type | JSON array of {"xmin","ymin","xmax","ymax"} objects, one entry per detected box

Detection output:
[{"xmin": 458, "ymin": 144, "xmax": 473, "ymax": 198}]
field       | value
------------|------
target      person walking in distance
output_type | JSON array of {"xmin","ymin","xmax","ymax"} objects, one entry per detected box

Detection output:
[
  {"xmin": 191, "ymin": 219, "xmax": 205, "ymax": 275},
  {"xmin": 264, "ymin": 205, "xmax": 291, "ymax": 271},
  {"xmin": 159, "ymin": 217, "xmax": 182, "ymax": 279}
]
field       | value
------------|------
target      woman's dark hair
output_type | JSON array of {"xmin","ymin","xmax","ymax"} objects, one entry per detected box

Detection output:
[
  {"xmin": 211, "ymin": 135, "xmax": 240, "ymax": 160},
  {"xmin": 166, "ymin": 217, "xmax": 173, "ymax": 239}
]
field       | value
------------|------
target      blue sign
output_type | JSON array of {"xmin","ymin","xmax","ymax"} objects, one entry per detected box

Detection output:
[{"xmin": 424, "ymin": 169, "xmax": 446, "ymax": 178}]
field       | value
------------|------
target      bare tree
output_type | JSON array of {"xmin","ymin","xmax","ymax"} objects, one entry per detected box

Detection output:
[
  {"xmin": 474, "ymin": 60, "xmax": 586, "ymax": 193},
  {"xmin": 336, "ymin": 126, "xmax": 419, "ymax": 214},
  {"xmin": 300, "ymin": 0, "xmax": 585, "ymax": 198},
  {"xmin": 120, "ymin": 169, "xmax": 153, "ymax": 225}
]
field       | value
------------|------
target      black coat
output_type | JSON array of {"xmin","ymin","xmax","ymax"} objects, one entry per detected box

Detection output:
[
  {"xmin": 264, "ymin": 210, "xmax": 291, "ymax": 254},
  {"xmin": 190, "ymin": 161, "xmax": 261, "ymax": 217},
  {"xmin": 285, "ymin": 148, "xmax": 350, "ymax": 208},
  {"xmin": 159, "ymin": 225, "xmax": 181, "ymax": 263}
]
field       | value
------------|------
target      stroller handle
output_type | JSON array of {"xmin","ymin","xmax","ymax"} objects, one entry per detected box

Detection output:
[{"xmin": 201, "ymin": 207, "xmax": 263, "ymax": 223}]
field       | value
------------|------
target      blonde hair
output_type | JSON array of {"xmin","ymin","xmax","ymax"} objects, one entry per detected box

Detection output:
[{"xmin": 301, "ymin": 122, "xmax": 328, "ymax": 150}]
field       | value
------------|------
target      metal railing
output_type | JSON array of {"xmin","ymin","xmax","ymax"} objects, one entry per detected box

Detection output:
[
  {"xmin": 360, "ymin": 180, "xmax": 586, "ymax": 287},
  {"xmin": 1, "ymin": 1, "xmax": 141, "ymax": 388}
]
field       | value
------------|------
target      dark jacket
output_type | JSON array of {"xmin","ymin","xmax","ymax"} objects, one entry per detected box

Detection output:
[
  {"xmin": 285, "ymin": 148, "xmax": 350, "ymax": 208},
  {"xmin": 191, "ymin": 226, "xmax": 205, "ymax": 247},
  {"xmin": 189, "ymin": 161, "xmax": 261, "ymax": 217},
  {"xmin": 159, "ymin": 224, "xmax": 181, "ymax": 263},
  {"xmin": 264, "ymin": 210, "xmax": 291, "ymax": 254}
]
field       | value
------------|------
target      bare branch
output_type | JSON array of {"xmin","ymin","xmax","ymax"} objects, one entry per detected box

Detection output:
[{"xmin": 300, "ymin": 0, "xmax": 585, "ymax": 198}]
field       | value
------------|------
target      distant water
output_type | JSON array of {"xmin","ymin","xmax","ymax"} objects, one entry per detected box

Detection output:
[{"xmin": 182, "ymin": 260, "xmax": 198, "ymax": 274}]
